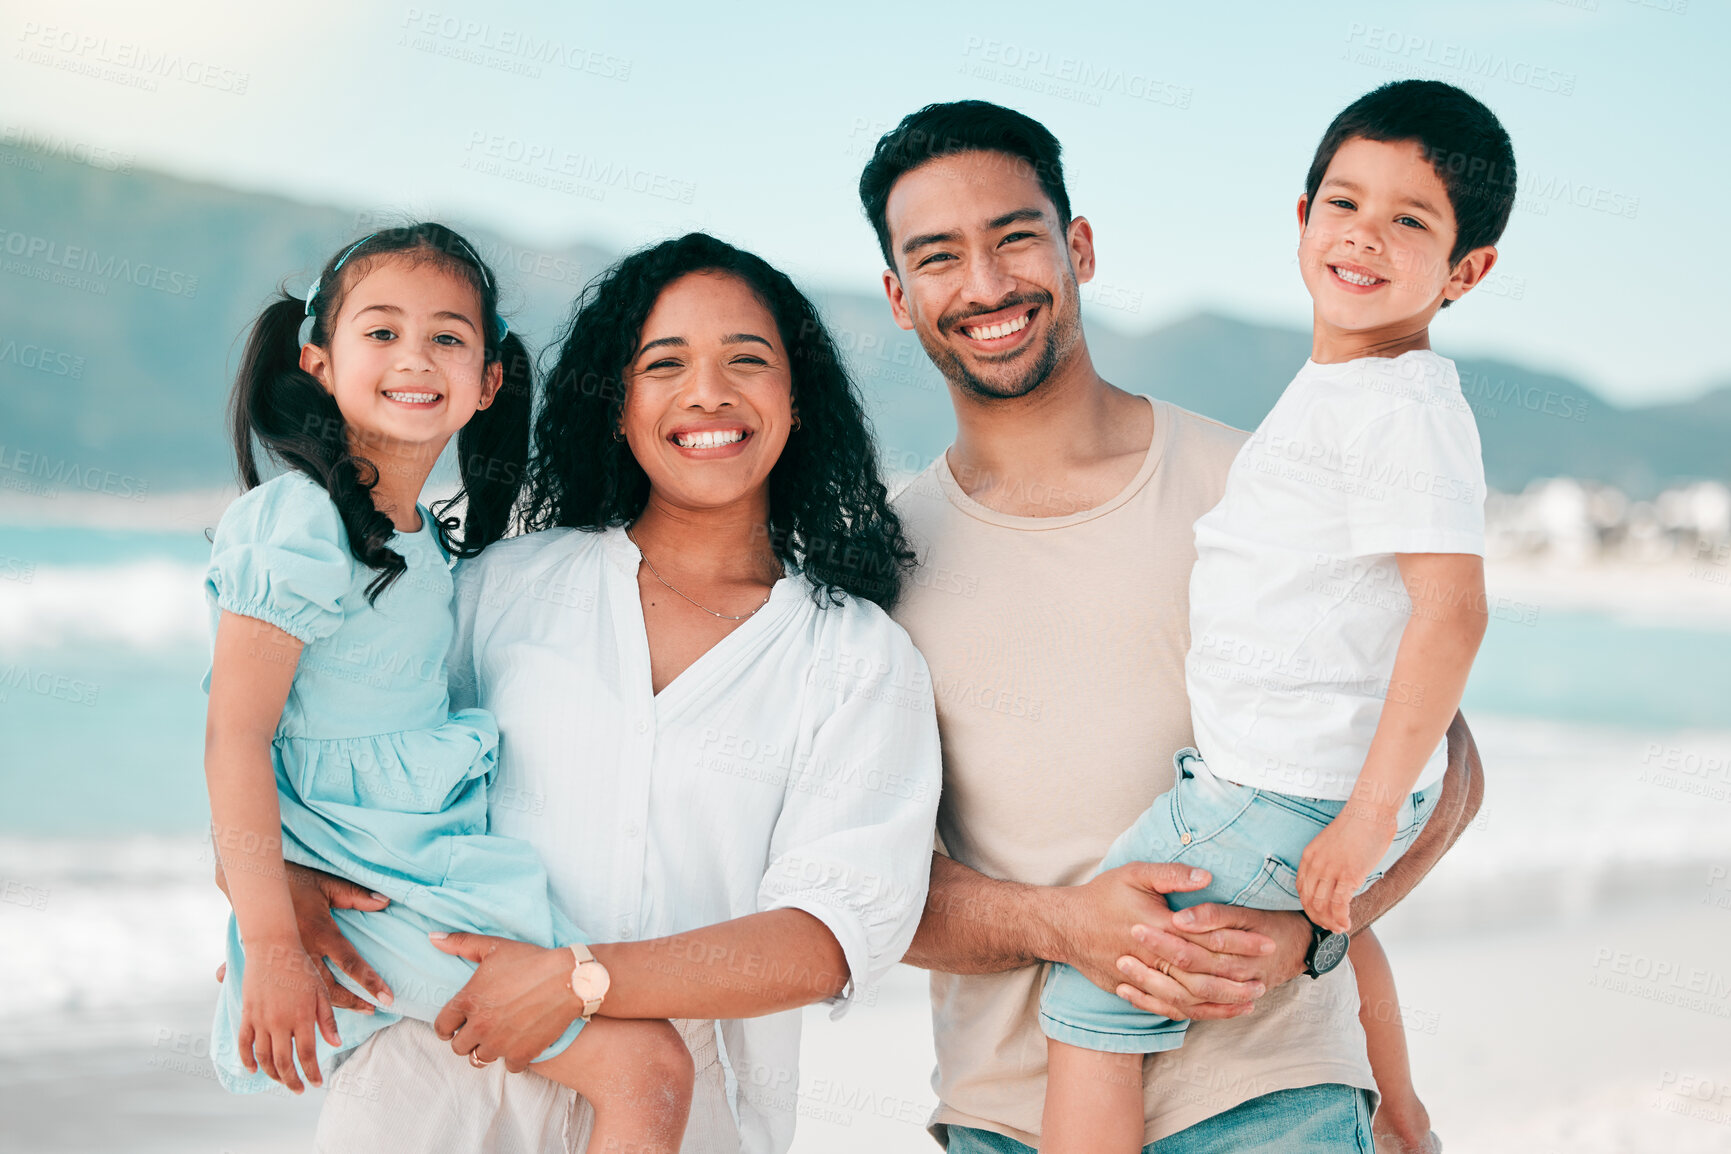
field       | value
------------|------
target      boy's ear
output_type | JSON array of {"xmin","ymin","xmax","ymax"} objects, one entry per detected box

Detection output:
[
  {"xmin": 299, "ymin": 342, "xmax": 334, "ymax": 392},
  {"xmin": 477, "ymin": 358, "xmax": 503, "ymax": 410},
  {"xmin": 1444, "ymin": 245, "xmax": 1499, "ymax": 302},
  {"xmin": 1296, "ymin": 194, "xmax": 1310, "ymax": 236}
]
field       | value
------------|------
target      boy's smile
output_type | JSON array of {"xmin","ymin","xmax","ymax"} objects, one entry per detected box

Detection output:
[{"xmin": 1297, "ymin": 136, "xmax": 1497, "ymax": 362}]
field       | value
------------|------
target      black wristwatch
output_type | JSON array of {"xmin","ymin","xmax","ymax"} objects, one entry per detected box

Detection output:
[{"xmin": 1302, "ymin": 918, "xmax": 1350, "ymax": 979}]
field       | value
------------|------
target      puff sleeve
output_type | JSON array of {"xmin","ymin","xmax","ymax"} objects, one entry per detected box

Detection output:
[{"xmin": 205, "ymin": 475, "xmax": 353, "ymax": 643}]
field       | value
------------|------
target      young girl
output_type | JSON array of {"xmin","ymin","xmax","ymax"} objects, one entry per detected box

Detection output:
[{"xmin": 204, "ymin": 223, "xmax": 693, "ymax": 1150}]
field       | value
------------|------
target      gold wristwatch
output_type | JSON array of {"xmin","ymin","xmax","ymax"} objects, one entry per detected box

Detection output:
[{"xmin": 568, "ymin": 943, "xmax": 610, "ymax": 1019}]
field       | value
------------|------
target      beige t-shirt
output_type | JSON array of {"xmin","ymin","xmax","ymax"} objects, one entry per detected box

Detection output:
[{"xmin": 890, "ymin": 396, "xmax": 1376, "ymax": 1149}]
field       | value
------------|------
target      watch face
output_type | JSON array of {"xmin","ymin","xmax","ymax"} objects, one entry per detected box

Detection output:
[
  {"xmin": 574, "ymin": 962, "xmax": 610, "ymax": 1002},
  {"xmin": 1313, "ymin": 930, "xmax": 1350, "ymax": 975}
]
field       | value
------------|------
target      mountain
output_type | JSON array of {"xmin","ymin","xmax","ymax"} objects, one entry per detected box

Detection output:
[{"xmin": 2, "ymin": 150, "xmax": 1726, "ymax": 502}]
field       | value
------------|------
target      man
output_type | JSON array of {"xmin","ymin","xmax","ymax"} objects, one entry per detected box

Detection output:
[{"xmin": 860, "ymin": 100, "xmax": 1482, "ymax": 1152}]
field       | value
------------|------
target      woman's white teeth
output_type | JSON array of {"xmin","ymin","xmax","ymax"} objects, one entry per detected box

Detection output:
[
  {"xmin": 1332, "ymin": 266, "xmax": 1382, "ymax": 287},
  {"xmin": 675, "ymin": 429, "xmax": 746, "ymax": 449},
  {"xmin": 384, "ymin": 390, "xmax": 440, "ymax": 404},
  {"xmin": 965, "ymin": 313, "xmax": 1030, "ymax": 340}
]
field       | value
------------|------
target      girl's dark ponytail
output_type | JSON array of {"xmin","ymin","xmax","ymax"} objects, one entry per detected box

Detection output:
[
  {"xmin": 431, "ymin": 328, "xmax": 532, "ymax": 558},
  {"xmin": 229, "ymin": 222, "xmax": 529, "ymax": 600},
  {"xmin": 229, "ymin": 291, "xmax": 405, "ymax": 602}
]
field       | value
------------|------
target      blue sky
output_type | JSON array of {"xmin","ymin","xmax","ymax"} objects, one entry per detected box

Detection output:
[{"xmin": 3, "ymin": 0, "xmax": 1724, "ymax": 404}]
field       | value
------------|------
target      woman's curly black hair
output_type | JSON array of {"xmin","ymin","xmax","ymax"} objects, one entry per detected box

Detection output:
[{"xmin": 526, "ymin": 232, "xmax": 915, "ymax": 610}]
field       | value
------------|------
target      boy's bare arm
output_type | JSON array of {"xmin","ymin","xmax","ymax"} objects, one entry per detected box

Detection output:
[
  {"xmin": 1348, "ymin": 708, "xmax": 1484, "ymax": 934},
  {"xmin": 1299, "ymin": 553, "xmax": 1489, "ymax": 930}
]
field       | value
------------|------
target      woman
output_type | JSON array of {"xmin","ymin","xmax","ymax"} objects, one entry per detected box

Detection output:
[{"xmin": 231, "ymin": 234, "xmax": 941, "ymax": 1153}]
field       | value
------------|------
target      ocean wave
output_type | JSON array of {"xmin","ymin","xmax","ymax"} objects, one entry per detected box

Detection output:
[
  {"xmin": 3, "ymin": 715, "xmax": 1727, "ymax": 1023},
  {"xmin": 0, "ymin": 560, "xmax": 208, "ymax": 649}
]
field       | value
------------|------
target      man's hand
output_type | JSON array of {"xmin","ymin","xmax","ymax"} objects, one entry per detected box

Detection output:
[
  {"xmin": 1056, "ymin": 861, "xmax": 1273, "ymax": 1022},
  {"xmin": 431, "ymin": 932, "xmax": 582, "ymax": 1074},
  {"xmin": 1118, "ymin": 903, "xmax": 1312, "ymax": 1007},
  {"xmin": 1297, "ymin": 806, "xmax": 1396, "ymax": 932},
  {"xmin": 214, "ymin": 861, "xmax": 393, "ymax": 1014}
]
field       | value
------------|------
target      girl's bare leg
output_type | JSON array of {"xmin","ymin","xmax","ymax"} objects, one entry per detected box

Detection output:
[
  {"xmin": 1041, "ymin": 1037, "xmax": 1145, "ymax": 1154},
  {"xmin": 532, "ymin": 1016, "xmax": 694, "ymax": 1154},
  {"xmin": 1350, "ymin": 929, "xmax": 1440, "ymax": 1154}
]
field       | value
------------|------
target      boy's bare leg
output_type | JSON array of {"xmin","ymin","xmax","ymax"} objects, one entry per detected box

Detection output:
[
  {"xmin": 531, "ymin": 1017, "xmax": 694, "ymax": 1154},
  {"xmin": 1350, "ymin": 930, "xmax": 1441, "ymax": 1154},
  {"xmin": 1041, "ymin": 1037, "xmax": 1146, "ymax": 1154}
]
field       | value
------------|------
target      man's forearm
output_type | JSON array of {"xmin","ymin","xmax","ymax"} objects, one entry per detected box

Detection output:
[
  {"xmin": 1349, "ymin": 710, "xmax": 1484, "ymax": 934},
  {"xmin": 901, "ymin": 852, "xmax": 1066, "ymax": 974}
]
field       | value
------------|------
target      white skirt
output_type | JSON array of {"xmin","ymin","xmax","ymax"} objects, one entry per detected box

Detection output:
[{"xmin": 313, "ymin": 1016, "xmax": 739, "ymax": 1154}]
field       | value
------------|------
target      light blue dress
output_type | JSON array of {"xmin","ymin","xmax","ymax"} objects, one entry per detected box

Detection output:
[{"xmin": 203, "ymin": 473, "xmax": 586, "ymax": 1094}]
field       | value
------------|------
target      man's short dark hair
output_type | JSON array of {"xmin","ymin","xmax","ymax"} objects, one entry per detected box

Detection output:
[
  {"xmin": 858, "ymin": 100, "xmax": 1072, "ymax": 271},
  {"xmin": 1304, "ymin": 79, "xmax": 1517, "ymax": 270}
]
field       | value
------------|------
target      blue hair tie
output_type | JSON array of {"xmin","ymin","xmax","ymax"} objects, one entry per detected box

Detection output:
[
  {"xmin": 304, "ymin": 231, "xmax": 503, "ymax": 347},
  {"xmin": 304, "ymin": 233, "xmax": 377, "ymax": 317}
]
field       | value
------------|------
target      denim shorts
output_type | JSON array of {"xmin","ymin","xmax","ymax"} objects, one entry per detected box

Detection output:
[
  {"xmin": 1038, "ymin": 749, "xmax": 1439, "ymax": 1054},
  {"xmin": 944, "ymin": 1083, "xmax": 1375, "ymax": 1153}
]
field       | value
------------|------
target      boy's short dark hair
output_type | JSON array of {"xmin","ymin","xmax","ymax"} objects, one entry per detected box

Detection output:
[
  {"xmin": 858, "ymin": 100, "xmax": 1072, "ymax": 271},
  {"xmin": 1304, "ymin": 79, "xmax": 1517, "ymax": 270}
]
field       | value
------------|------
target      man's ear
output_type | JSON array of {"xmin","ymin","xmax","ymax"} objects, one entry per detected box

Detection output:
[
  {"xmin": 1067, "ymin": 216, "xmax": 1096, "ymax": 286},
  {"xmin": 1444, "ymin": 245, "xmax": 1499, "ymax": 302},
  {"xmin": 882, "ymin": 268, "xmax": 915, "ymax": 332},
  {"xmin": 476, "ymin": 359, "xmax": 504, "ymax": 410},
  {"xmin": 299, "ymin": 342, "xmax": 334, "ymax": 392}
]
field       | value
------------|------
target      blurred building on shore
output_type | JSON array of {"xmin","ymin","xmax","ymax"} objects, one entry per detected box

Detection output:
[{"xmin": 1487, "ymin": 479, "xmax": 1731, "ymax": 565}]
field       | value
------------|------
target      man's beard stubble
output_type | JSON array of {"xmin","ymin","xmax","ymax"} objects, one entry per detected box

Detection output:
[{"xmin": 917, "ymin": 288, "xmax": 1081, "ymax": 402}]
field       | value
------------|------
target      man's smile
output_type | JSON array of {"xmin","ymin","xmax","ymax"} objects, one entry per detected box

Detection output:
[{"xmin": 950, "ymin": 303, "xmax": 1040, "ymax": 354}]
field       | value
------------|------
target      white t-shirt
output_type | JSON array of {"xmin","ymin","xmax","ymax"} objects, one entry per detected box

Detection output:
[{"xmin": 1186, "ymin": 349, "xmax": 1484, "ymax": 801}]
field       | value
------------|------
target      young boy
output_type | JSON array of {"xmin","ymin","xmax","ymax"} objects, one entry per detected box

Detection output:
[{"xmin": 1037, "ymin": 79, "xmax": 1515, "ymax": 1154}]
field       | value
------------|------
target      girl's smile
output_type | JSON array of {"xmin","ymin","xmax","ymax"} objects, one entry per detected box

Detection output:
[{"xmin": 299, "ymin": 258, "xmax": 501, "ymax": 464}]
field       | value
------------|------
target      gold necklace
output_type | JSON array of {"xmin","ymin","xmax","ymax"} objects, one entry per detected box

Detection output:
[{"xmin": 625, "ymin": 527, "xmax": 777, "ymax": 622}]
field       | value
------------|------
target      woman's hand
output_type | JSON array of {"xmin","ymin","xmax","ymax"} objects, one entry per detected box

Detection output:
[
  {"xmin": 237, "ymin": 936, "xmax": 341, "ymax": 1093},
  {"xmin": 430, "ymin": 932, "xmax": 583, "ymax": 1073},
  {"xmin": 215, "ymin": 860, "xmax": 394, "ymax": 1013}
]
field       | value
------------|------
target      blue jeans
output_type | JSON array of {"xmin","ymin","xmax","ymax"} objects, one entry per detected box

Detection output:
[
  {"xmin": 945, "ymin": 1083, "xmax": 1375, "ymax": 1153},
  {"xmin": 1039, "ymin": 749, "xmax": 1438, "ymax": 1053}
]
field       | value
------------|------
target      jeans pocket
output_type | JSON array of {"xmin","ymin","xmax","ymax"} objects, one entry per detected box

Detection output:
[
  {"xmin": 1172, "ymin": 755, "xmax": 1258, "ymax": 846},
  {"xmin": 1227, "ymin": 854, "xmax": 1305, "ymax": 911}
]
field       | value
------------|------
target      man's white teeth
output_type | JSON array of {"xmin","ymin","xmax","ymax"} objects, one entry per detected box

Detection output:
[
  {"xmin": 384, "ymin": 390, "xmax": 440, "ymax": 404},
  {"xmin": 965, "ymin": 313, "xmax": 1030, "ymax": 341},
  {"xmin": 1332, "ymin": 267, "xmax": 1382, "ymax": 287},
  {"xmin": 675, "ymin": 429, "xmax": 747, "ymax": 449}
]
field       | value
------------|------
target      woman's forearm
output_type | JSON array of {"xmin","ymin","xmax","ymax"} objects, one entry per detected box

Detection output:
[{"xmin": 590, "ymin": 908, "xmax": 849, "ymax": 1019}]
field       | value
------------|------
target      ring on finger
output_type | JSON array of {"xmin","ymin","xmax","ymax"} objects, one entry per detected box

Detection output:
[
  {"xmin": 468, "ymin": 1051, "xmax": 493, "ymax": 1069},
  {"xmin": 1156, "ymin": 958, "xmax": 1173, "ymax": 977}
]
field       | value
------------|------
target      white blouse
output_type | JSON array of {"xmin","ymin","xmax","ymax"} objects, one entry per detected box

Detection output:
[{"xmin": 440, "ymin": 525, "xmax": 942, "ymax": 1153}]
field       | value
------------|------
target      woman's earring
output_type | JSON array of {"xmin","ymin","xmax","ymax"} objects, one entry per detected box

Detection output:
[
  {"xmin": 791, "ymin": 412, "xmax": 802, "ymax": 431},
  {"xmin": 612, "ymin": 427, "xmax": 625, "ymax": 442}
]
